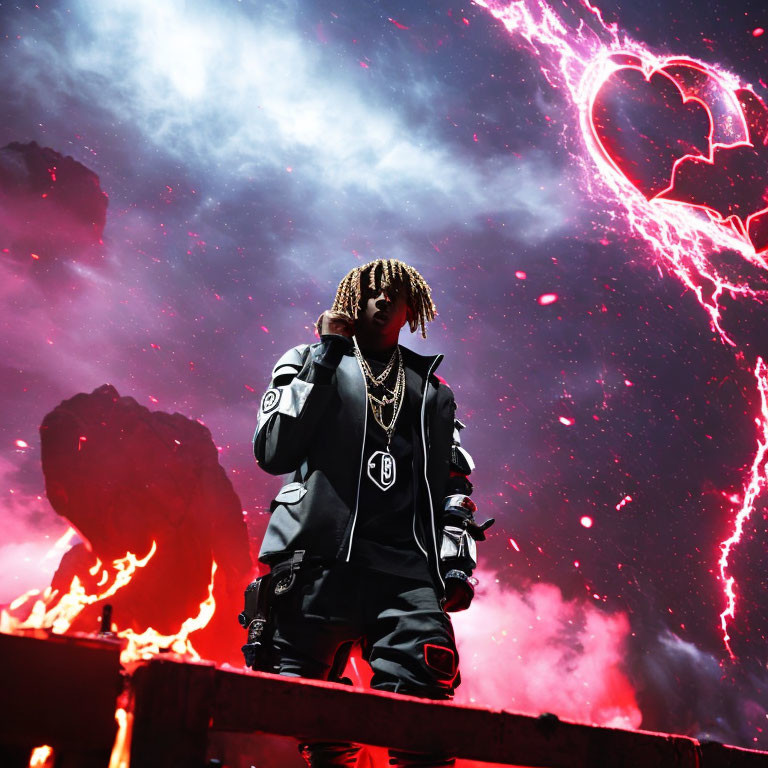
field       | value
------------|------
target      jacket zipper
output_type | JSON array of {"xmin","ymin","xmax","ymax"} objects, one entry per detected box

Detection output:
[
  {"xmin": 420, "ymin": 355, "xmax": 445, "ymax": 591},
  {"xmin": 345, "ymin": 349, "xmax": 369, "ymax": 561},
  {"xmin": 346, "ymin": 348, "xmax": 444, "ymax": 593}
]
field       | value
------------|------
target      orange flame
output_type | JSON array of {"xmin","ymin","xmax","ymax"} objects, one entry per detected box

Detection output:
[
  {"xmin": 42, "ymin": 526, "xmax": 78, "ymax": 562},
  {"xmin": 28, "ymin": 746, "xmax": 54, "ymax": 768},
  {"xmin": 117, "ymin": 561, "xmax": 217, "ymax": 664},
  {"xmin": 1, "ymin": 541, "xmax": 157, "ymax": 636},
  {"xmin": 108, "ymin": 708, "xmax": 132, "ymax": 768}
]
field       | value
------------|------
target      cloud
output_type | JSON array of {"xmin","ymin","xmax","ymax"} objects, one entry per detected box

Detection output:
[
  {"xmin": 452, "ymin": 573, "xmax": 642, "ymax": 729},
  {"xmin": 630, "ymin": 628, "xmax": 768, "ymax": 747},
  {"xmin": 0, "ymin": 455, "xmax": 71, "ymax": 604},
  {"xmin": 7, "ymin": 0, "xmax": 572, "ymax": 247}
]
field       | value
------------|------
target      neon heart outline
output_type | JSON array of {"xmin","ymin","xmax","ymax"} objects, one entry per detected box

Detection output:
[{"xmin": 587, "ymin": 54, "xmax": 768, "ymax": 254}]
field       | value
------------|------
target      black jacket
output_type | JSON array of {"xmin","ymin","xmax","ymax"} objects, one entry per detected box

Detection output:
[{"xmin": 252, "ymin": 336, "xmax": 470, "ymax": 594}]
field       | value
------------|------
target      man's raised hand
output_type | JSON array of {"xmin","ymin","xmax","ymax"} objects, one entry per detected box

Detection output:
[{"xmin": 316, "ymin": 310, "xmax": 355, "ymax": 338}]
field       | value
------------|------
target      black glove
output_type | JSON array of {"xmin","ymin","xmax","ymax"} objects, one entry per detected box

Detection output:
[{"xmin": 443, "ymin": 569, "xmax": 474, "ymax": 612}]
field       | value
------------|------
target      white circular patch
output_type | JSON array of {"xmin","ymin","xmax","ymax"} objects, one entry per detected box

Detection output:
[{"xmin": 261, "ymin": 388, "xmax": 281, "ymax": 414}]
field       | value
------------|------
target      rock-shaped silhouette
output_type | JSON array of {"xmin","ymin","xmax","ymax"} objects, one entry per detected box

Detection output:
[
  {"xmin": 0, "ymin": 141, "xmax": 108, "ymax": 264},
  {"xmin": 40, "ymin": 384, "xmax": 253, "ymax": 664}
]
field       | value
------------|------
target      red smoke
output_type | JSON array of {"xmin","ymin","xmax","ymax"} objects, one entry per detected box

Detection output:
[{"xmin": 452, "ymin": 573, "xmax": 642, "ymax": 729}]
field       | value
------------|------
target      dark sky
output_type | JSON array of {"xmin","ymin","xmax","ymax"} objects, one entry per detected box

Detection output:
[{"xmin": 2, "ymin": 0, "xmax": 768, "ymax": 749}]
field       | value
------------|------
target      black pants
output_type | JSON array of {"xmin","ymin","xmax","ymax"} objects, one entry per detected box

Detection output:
[{"xmin": 272, "ymin": 562, "xmax": 458, "ymax": 767}]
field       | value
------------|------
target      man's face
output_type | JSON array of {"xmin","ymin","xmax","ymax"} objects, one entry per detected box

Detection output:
[{"xmin": 356, "ymin": 281, "xmax": 411, "ymax": 342}]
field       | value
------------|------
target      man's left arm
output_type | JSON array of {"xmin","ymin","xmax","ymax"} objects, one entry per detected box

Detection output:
[{"xmin": 439, "ymin": 400, "xmax": 494, "ymax": 612}]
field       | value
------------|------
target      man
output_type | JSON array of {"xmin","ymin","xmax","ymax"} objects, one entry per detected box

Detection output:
[{"xmin": 248, "ymin": 259, "xmax": 492, "ymax": 767}]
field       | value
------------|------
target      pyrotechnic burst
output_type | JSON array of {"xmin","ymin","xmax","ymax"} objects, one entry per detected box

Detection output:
[{"xmin": 475, "ymin": 0, "xmax": 768, "ymax": 657}]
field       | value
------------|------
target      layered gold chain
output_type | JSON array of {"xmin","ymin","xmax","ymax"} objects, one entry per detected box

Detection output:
[{"xmin": 353, "ymin": 337, "xmax": 406, "ymax": 447}]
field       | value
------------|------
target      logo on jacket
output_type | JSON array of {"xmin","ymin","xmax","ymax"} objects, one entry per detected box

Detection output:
[
  {"xmin": 367, "ymin": 450, "xmax": 396, "ymax": 492},
  {"xmin": 261, "ymin": 388, "xmax": 281, "ymax": 414}
]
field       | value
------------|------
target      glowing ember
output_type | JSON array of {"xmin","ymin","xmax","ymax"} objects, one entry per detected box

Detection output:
[
  {"xmin": 537, "ymin": 292, "xmax": 558, "ymax": 305},
  {"xmin": 15, "ymin": 439, "xmax": 29, "ymax": 448},
  {"xmin": 615, "ymin": 495, "xmax": 632, "ymax": 510},
  {"xmin": 559, "ymin": 416, "xmax": 574, "ymax": 426},
  {"xmin": 509, "ymin": 537, "xmax": 521, "ymax": 551},
  {"xmin": 476, "ymin": 0, "xmax": 768, "ymax": 657},
  {"xmin": 580, "ymin": 516, "xmax": 593, "ymax": 528},
  {"xmin": 28, "ymin": 746, "xmax": 54, "ymax": 767}
]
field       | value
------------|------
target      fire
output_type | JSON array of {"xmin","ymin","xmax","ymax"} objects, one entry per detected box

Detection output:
[
  {"xmin": 1, "ymin": 541, "xmax": 157, "ymax": 636},
  {"xmin": 117, "ymin": 561, "xmax": 217, "ymax": 664},
  {"xmin": 108, "ymin": 708, "xmax": 133, "ymax": 768},
  {"xmin": 28, "ymin": 746, "xmax": 54, "ymax": 768},
  {"xmin": 475, "ymin": 0, "xmax": 768, "ymax": 656},
  {"xmin": 2, "ymin": 536, "xmax": 218, "ymax": 665},
  {"xmin": 42, "ymin": 526, "xmax": 78, "ymax": 562}
]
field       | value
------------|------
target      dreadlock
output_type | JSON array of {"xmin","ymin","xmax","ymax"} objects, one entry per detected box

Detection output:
[{"xmin": 331, "ymin": 259, "xmax": 437, "ymax": 338}]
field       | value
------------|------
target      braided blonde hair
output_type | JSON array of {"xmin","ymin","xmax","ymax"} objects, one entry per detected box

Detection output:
[{"xmin": 331, "ymin": 259, "xmax": 437, "ymax": 338}]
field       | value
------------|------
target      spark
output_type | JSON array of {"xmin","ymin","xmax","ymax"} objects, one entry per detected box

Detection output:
[
  {"xmin": 476, "ymin": 0, "xmax": 768, "ymax": 657},
  {"xmin": 388, "ymin": 18, "xmax": 410, "ymax": 30},
  {"xmin": 615, "ymin": 494, "xmax": 632, "ymax": 510},
  {"xmin": 580, "ymin": 516, "xmax": 593, "ymax": 528},
  {"xmin": 538, "ymin": 292, "xmax": 558, "ymax": 305}
]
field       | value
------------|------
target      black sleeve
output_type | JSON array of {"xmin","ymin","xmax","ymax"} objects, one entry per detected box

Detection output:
[{"xmin": 252, "ymin": 335, "xmax": 352, "ymax": 474}]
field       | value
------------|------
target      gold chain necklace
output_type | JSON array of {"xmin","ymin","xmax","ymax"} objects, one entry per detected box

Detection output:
[
  {"xmin": 353, "ymin": 338, "xmax": 405, "ymax": 438},
  {"xmin": 355, "ymin": 342, "xmax": 399, "ymax": 386},
  {"xmin": 353, "ymin": 338, "xmax": 406, "ymax": 494}
]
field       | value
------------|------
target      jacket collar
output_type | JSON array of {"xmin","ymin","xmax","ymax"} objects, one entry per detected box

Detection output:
[
  {"xmin": 398, "ymin": 344, "xmax": 443, "ymax": 378},
  {"xmin": 342, "ymin": 339, "xmax": 443, "ymax": 382},
  {"xmin": 343, "ymin": 341, "xmax": 442, "ymax": 376}
]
